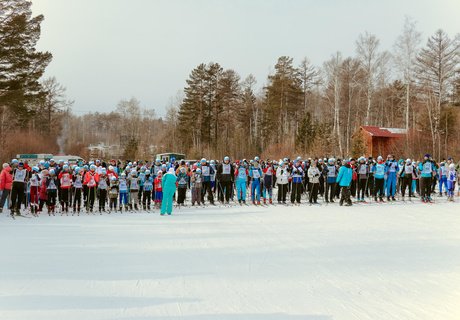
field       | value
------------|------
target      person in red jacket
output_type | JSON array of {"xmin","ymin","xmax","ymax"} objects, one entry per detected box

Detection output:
[
  {"xmin": 0, "ymin": 163, "xmax": 13, "ymax": 213},
  {"xmin": 58, "ymin": 165, "xmax": 73, "ymax": 214},
  {"xmin": 84, "ymin": 164, "xmax": 99, "ymax": 213}
]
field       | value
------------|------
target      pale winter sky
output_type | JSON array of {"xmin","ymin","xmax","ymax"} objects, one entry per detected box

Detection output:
[{"xmin": 31, "ymin": 0, "xmax": 459, "ymax": 117}]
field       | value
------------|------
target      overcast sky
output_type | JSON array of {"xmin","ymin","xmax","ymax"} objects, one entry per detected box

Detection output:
[{"xmin": 31, "ymin": 0, "xmax": 459, "ymax": 117}]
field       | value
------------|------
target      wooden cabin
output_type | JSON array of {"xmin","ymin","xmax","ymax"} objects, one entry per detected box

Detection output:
[{"xmin": 358, "ymin": 126, "xmax": 407, "ymax": 158}]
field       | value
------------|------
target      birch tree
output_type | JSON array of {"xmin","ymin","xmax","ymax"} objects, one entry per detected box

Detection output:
[
  {"xmin": 393, "ymin": 16, "xmax": 421, "ymax": 131},
  {"xmin": 416, "ymin": 29, "xmax": 459, "ymax": 159}
]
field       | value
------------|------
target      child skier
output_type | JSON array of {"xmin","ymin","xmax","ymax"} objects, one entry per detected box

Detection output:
[
  {"xmin": 118, "ymin": 172, "xmax": 129, "ymax": 212},
  {"xmin": 29, "ymin": 166, "xmax": 41, "ymax": 216},
  {"xmin": 176, "ymin": 167, "xmax": 188, "ymax": 207},
  {"xmin": 356, "ymin": 157, "xmax": 369, "ymax": 202},
  {"xmin": 46, "ymin": 169, "xmax": 59, "ymax": 215},
  {"xmin": 128, "ymin": 170, "xmax": 140, "ymax": 211},
  {"xmin": 142, "ymin": 171, "xmax": 153, "ymax": 211},
  {"xmin": 108, "ymin": 176, "xmax": 119, "ymax": 212},
  {"xmin": 372, "ymin": 156, "xmax": 386, "ymax": 202},
  {"xmin": 191, "ymin": 168, "xmax": 203, "ymax": 206},
  {"xmin": 72, "ymin": 167, "xmax": 83, "ymax": 215},
  {"xmin": 447, "ymin": 164, "xmax": 457, "ymax": 201},
  {"xmin": 98, "ymin": 168, "xmax": 109, "ymax": 213},
  {"xmin": 154, "ymin": 171, "xmax": 163, "ymax": 209},
  {"xmin": 307, "ymin": 161, "xmax": 321, "ymax": 204},
  {"xmin": 58, "ymin": 165, "xmax": 72, "ymax": 214},
  {"xmin": 249, "ymin": 159, "xmax": 263, "ymax": 205},
  {"xmin": 84, "ymin": 165, "xmax": 99, "ymax": 213}
]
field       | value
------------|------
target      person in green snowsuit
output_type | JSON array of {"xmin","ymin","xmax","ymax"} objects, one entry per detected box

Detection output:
[{"xmin": 161, "ymin": 167, "xmax": 177, "ymax": 215}]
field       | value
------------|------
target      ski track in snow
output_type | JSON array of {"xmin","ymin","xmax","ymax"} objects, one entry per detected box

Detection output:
[{"xmin": 0, "ymin": 201, "xmax": 460, "ymax": 320}]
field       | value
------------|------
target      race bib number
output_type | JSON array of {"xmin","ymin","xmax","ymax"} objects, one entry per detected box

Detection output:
[
  {"xmin": 252, "ymin": 169, "xmax": 260, "ymax": 179},
  {"xmin": 327, "ymin": 166, "xmax": 336, "ymax": 177},
  {"xmin": 202, "ymin": 166, "xmax": 209, "ymax": 176},
  {"xmin": 222, "ymin": 164, "xmax": 231, "ymax": 174}
]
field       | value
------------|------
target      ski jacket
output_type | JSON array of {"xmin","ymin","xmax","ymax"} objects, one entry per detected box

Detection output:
[
  {"xmin": 235, "ymin": 166, "xmax": 248, "ymax": 182},
  {"xmin": 372, "ymin": 163, "xmax": 386, "ymax": 179},
  {"xmin": 0, "ymin": 166, "xmax": 13, "ymax": 190},
  {"xmin": 217, "ymin": 163, "xmax": 234, "ymax": 182},
  {"xmin": 58, "ymin": 172, "xmax": 73, "ymax": 189},
  {"xmin": 307, "ymin": 166, "xmax": 321, "ymax": 184},
  {"xmin": 336, "ymin": 164, "xmax": 353, "ymax": 187},
  {"xmin": 418, "ymin": 160, "xmax": 434, "ymax": 178},
  {"xmin": 84, "ymin": 171, "xmax": 100, "ymax": 187},
  {"xmin": 276, "ymin": 167, "xmax": 290, "ymax": 184},
  {"xmin": 324, "ymin": 164, "xmax": 338, "ymax": 184},
  {"xmin": 249, "ymin": 166, "xmax": 263, "ymax": 181},
  {"xmin": 291, "ymin": 166, "xmax": 304, "ymax": 183}
]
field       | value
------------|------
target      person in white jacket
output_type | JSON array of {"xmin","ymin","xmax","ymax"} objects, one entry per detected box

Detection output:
[
  {"xmin": 307, "ymin": 161, "xmax": 321, "ymax": 204},
  {"xmin": 276, "ymin": 161, "xmax": 290, "ymax": 204}
]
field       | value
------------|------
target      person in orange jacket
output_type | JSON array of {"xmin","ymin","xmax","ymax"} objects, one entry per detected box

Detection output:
[
  {"xmin": 84, "ymin": 164, "xmax": 99, "ymax": 213},
  {"xmin": 0, "ymin": 163, "xmax": 13, "ymax": 213}
]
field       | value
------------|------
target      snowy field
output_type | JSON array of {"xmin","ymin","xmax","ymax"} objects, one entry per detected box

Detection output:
[{"xmin": 1, "ymin": 201, "xmax": 460, "ymax": 320}]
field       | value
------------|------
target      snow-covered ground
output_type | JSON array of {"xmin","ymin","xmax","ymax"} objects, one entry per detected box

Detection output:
[{"xmin": 1, "ymin": 200, "xmax": 460, "ymax": 320}]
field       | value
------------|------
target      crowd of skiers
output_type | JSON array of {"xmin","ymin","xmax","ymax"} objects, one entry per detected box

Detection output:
[{"xmin": 0, "ymin": 153, "xmax": 458, "ymax": 218}]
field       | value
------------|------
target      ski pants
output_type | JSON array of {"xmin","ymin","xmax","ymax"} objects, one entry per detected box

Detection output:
[
  {"xmin": 401, "ymin": 176, "xmax": 414, "ymax": 198},
  {"xmin": 177, "ymin": 187, "xmax": 186, "ymax": 204},
  {"xmin": 236, "ymin": 179, "xmax": 247, "ymax": 201},
  {"xmin": 219, "ymin": 180, "xmax": 232, "ymax": 202},
  {"xmin": 99, "ymin": 189, "xmax": 107, "ymax": 210},
  {"xmin": 309, "ymin": 182, "xmax": 319, "ymax": 203},
  {"xmin": 161, "ymin": 187, "xmax": 176, "ymax": 214},
  {"xmin": 447, "ymin": 180, "xmax": 456, "ymax": 197},
  {"xmin": 143, "ymin": 190, "xmax": 152, "ymax": 208},
  {"xmin": 325, "ymin": 181, "xmax": 336, "ymax": 202},
  {"xmin": 86, "ymin": 187, "xmax": 96, "ymax": 210},
  {"xmin": 263, "ymin": 178, "xmax": 273, "ymax": 200},
  {"xmin": 47, "ymin": 189, "xmax": 57, "ymax": 208},
  {"xmin": 439, "ymin": 176, "xmax": 448, "ymax": 194},
  {"xmin": 191, "ymin": 187, "xmax": 202, "ymax": 205},
  {"xmin": 357, "ymin": 178, "xmax": 367, "ymax": 199},
  {"xmin": 119, "ymin": 191, "xmax": 128, "ymax": 206},
  {"xmin": 73, "ymin": 188, "xmax": 82, "ymax": 210},
  {"xmin": 10, "ymin": 182, "xmax": 25, "ymax": 212},
  {"xmin": 251, "ymin": 179, "xmax": 261, "ymax": 202},
  {"xmin": 0, "ymin": 189, "xmax": 10, "ymax": 210},
  {"xmin": 30, "ymin": 186, "xmax": 39, "ymax": 209},
  {"xmin": 202, "ymin": 181, "xmax": 214, "ymax": 204},
  {"xmin": 277, "ymin": 183, "xmax": 288, "ymax": 202},
  {"xmin": 420, "ymin": 177, "xmax": 432, "ymax": 199},
  {"xmin": 60, "ymin": 188, "xmax": 70, "ymax": 210},
  {"xmin": 374, "ymin": 178, "xmax": 385, "ymax": 198},
  {"xmin": 290, "ymin": 182, "xmax": 302, "ymax": 203},
  {"xmin": 340, "ymin": 186, "xmax": 352, "ymax": 205},
  {"xmin": 386, "ymin": 172, "xmax": 397, "ymax": 197}
]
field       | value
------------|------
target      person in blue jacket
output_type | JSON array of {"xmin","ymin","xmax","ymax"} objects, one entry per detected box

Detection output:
[
  {"xmin": 161, "ymin": 168, "xmax": 177, "ymax": 215},
  {"xmin": 418, "ymin": 154, "xmax": 435, "ymax": 202},
  {"xmin": 336, "ymin": 159, "xmax": 353, "ymax": 206},
  {"xmin": 249, "ymin": 158, "xmax": 263, "ymax": 205},
  {"xmin": 235, "ymin": 161, "xmax": 248, "ymax": 205},
  {"xmin": 385, "ymin": 154, "xmax": 398, "ymax": 201},
  {"xmin": 372, "ymin": 156, "xmax": 387, "ymax": 202}
]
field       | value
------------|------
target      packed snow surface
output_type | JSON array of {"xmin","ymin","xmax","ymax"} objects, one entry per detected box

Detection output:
[{"xmin": 1, "ymin": 201, "xmax": 460, "ymax": 320}]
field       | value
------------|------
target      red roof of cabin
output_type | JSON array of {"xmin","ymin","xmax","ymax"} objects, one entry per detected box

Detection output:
[{"xmin": 361, "ymin": 126, "xmax": 406, "ymax": 138}]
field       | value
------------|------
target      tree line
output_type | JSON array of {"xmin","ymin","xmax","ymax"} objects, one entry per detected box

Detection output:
[{"xmin": 1, "ymin": 2, "xmax": 459, "ymax": 162}]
